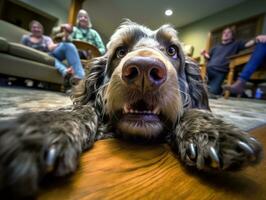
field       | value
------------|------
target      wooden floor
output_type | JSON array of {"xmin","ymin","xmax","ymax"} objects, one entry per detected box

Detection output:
[{"xmin": 39, "ymin": 125, "xmax": 266, "ymax": 200}]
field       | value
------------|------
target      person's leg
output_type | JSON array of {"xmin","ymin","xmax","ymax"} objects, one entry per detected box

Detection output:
[
  {"xmin": 54, "ymin": 58, "xmax": 68, "ymax": 77},
  {"xmin": 50, "ymin": 43, "xmax": 68, "ymax": 77},
  {"xmin": 207, "ymin": 67, "xmax": 215, "ymax": 89},
  {"xmin": 240, "ymin": 43, "xmax": 266, "ymax": 81},
  {"xmin": 227, "ymin": 43, "xmax": 266, "ymax": 95},
  {"xmin": 60, "ymin": 43, "xmax": 85, "ymax": 79},
  {"xmin": 207, "ymin": 68, "xmax": 227, "ymax": 95}
]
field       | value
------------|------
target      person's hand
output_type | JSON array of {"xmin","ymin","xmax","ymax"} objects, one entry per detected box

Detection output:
[
  {"xmin": 200, "ymin": 49, "xmax": 210, "ymax": 59},
  {"xmin": 48, "ymin": 43, "xmax": 59, "ymax": 51},
  {"xmin": 200, "ymin": 49, "xmax": 207, "ymax": 56},
  {"xmin": 61, "ymin": 24, "xmax": 73, "ymax": 33},
  {"xmin": 256, "ymin": 35, "xmax": 266, "ymax": 43},
  {"xmin": 59, "ymin": 24, "xmax": 72, "ymax": 41}
]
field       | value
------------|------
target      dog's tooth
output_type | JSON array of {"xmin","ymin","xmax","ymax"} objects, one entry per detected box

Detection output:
[
  {"xmin": 124, "ymin": 104, "xmax": 129, "ymax": 113},
  {"xmin": 153, "ymin": 106, "xmax": 160, "ymax": 115}
]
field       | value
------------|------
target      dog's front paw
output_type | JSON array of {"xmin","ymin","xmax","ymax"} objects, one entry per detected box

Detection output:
[
  {"xmin": 173, "ymin": 110, "xmax": 262, "ymax": 171},
  {"xmin": 0, "ymin": 115, "xmax": 83, "ymax": 198}
]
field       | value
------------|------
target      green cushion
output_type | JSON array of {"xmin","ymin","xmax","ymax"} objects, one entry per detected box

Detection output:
[
  {"xmin": 8, "ymin": 42, "xmax": 54, "ymax": 66},
  {"xmin": 0, "ymin": 20, "xmax": 29, "ymax": 43},
  {"xmin": 0, "ymin": 37, "xmax": 9, "ymax": 52}
]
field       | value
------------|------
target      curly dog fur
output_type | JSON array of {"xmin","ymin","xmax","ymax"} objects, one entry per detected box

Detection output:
[{"xmin": 0, "ymin": 20, "xmax": 262, "ymax": 198}]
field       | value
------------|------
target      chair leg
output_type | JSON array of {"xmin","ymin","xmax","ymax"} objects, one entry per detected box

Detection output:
[{"xmin": 224, "ymin": 67, "xmax": 234, "ymax": 99}]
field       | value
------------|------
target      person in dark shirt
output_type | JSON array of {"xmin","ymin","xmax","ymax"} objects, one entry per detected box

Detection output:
[{"xmin": 201, "ymin": 27, "xmax": 256, "ymax": 95}]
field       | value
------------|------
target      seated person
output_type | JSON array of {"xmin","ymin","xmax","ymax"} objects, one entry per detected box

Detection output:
[
  {"xmin": 21, "ymin": 20, "xmax": 85, "ymax": 83},
  {"xmin": 201, "ymin": 27, "xmax": 256, "ymax": 95},
  {"xmin": 224, "ymin": 35, "xmax": 266, "ymax": 95},
  {"xmin": 71, "ymin": 9, "xmax": 105, "ymax": 56}
]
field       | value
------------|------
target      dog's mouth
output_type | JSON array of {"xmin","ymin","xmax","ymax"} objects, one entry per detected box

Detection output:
[
  {"xmin": 123, "ymin": 99, "xmax": 160, "ymax": 119},
  {"xmin": 116, "ymin": 99, "xmax": 164, "ymax": 138}
]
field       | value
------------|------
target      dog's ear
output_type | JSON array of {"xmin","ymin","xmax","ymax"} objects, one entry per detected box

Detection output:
[
  {"xmin": 184, "ymin": 58, "xmax": 210, "ymax": 110},
  {"xmin": 72, "ymin": 56, "xmax": 107, "ymax": 105},
  {"xmin": 177, "ymin": 45, "xmax": 209, "ymax": 110}
]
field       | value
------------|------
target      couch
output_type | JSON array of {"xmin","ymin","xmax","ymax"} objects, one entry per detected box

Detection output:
[{"xmin": 0, "ymin": 20, "xmax": 63, "ymax": 85}]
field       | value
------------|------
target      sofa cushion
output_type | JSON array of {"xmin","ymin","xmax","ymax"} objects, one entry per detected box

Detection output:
[
  {"xmin": 0, "ymin": 53, "xmax": 63, "ymax": 84},
  {"xmin": 8, "ymin": 42, "xmax": 54, "ymax": 66},
  {"xmin": 0, "ymin": 20, "xmax": 29, "ymax": 43},
  {"xmin": 0, "ymin": 37, "xmax": 9, "ymax": 52}
]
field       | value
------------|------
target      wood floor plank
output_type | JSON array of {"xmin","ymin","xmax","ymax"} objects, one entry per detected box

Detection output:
[{"xmin": 39, "ymin": 126, "xmax": 266, "ymax": 200}]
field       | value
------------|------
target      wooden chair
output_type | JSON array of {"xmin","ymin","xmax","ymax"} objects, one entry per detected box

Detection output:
[{"xmin": 72, "ymin": 40, "xmax": 101, "ymax": 69}]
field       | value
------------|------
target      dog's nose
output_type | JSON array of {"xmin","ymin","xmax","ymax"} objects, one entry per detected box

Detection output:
[{"xmin": 122, "ymin": 56, "xmax": 167, "ymax": 91}]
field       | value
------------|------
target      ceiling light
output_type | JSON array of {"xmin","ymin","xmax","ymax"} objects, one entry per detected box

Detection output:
[{"xmin": 165, "ymin": 9, "xmax": 173, "ymax": 16}]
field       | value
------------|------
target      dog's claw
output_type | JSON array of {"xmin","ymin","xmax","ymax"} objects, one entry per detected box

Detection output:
[
  {"xmin": 249, "ymin": 137, "xmax": 261, "ymax": 147},
  {"xmin": 188, "ymin": 143, "xmax": 197, "ymax": 160},
  {"xmin": 237, "ymin": 141, "xmax": 254, "ymax": 155},
  {"xmin": 209, "ymin": 146, "xmax": 220, "ymax": 168},
  {"xmin": 249, "ymin": 137, "xmax": 257, "ymax": 142},
  {"xmin": 45, "ymin": 146, "xmax": 58, "ymax": 173}
]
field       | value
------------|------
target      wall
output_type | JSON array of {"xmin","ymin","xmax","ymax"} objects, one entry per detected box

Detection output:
[
  {"xmin": 17, "ymin": 0, "xmax": 71, "ymax": 25},
  {"xmin": 178, "ymin": 0, "xmax": 266, "ymax": 60}
]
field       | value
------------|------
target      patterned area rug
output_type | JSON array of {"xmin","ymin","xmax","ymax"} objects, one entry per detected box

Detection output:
[
  {"xmin": 0, "ymin": 86, "xmax": 72, "ymax": 119},
  {"xmin": 0, "ymin": 86, "xmax": 266, "ymax": 131}
]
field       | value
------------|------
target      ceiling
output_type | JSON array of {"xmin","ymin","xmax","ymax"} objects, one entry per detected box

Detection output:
[{"xmin": 83, "ymin": 0, "xmax": 247, "ymax": 41}]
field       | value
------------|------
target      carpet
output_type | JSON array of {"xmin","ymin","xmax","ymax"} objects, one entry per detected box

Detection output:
[{"xmin": 0, "ymin": 86, "xmax": 266, "ymax": 131}]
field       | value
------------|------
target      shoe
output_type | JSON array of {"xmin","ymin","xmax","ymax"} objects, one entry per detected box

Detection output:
[
  {"xmin": 208, "ymin": 92, "xmax": 218, "ymax": 99},
  {"xmin": 70, "ymin": 76, "xmax": 82, "ymax": 86},
  {"xmin": 65, "ymin": 88, "xmax": 72, "ymax": 95},
  {"xmin": 224, "ymin": 79, "xmax": 246, "ymax": 95},
  {"xmin": 63, "ymin": 73, "xmax": 72, "ymax": 91}
]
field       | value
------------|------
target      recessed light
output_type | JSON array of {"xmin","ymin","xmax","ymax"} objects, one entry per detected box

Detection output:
[{"xmin": 165, "ymin": 9, "xmax": 173, "ymax": 16}]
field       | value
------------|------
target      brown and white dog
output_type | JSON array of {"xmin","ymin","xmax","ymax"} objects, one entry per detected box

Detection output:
[{"xmin": 0, "ymin": 20, "xmax": 262, "ymax": 198}]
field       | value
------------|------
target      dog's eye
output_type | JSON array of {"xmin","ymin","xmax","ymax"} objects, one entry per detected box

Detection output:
[
  {"xmin": 167, "ymin": 45, "xmax": 178, "ymax": 58},
  {"xmin": 116, "ymin": 47, "xmax": 127, "ymax": 58}
]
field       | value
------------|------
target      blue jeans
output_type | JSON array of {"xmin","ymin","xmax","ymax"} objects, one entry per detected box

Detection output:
[
  {"xmin": 51, "ymin": 42, "xmax": 85, "ymax": 79},
  {"xmin": 240, "ymin": 43, "xmax": 266, "ymax": 81},
  {"xmin": 207, "ymin": 67, "xmax": 227, "ymax": 95}
]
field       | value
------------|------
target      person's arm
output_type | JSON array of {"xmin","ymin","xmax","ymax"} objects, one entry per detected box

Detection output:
[
  {"xmin": 200, "ymin": 47, "xmax": 214, "ymax": 60},
  {"xmin": 244, "ymin": 38, "xmax": 256, "ymax": 48},
  {"xmin": 21, "ymin": 35, "xmax": 29, "ymax": 46},
  {"xmin": 256, "ymin": 35, "xmax": 266, "ymax": 43},
  {"xmin": 93, "ymin": 30, "xmax": 106, "ymax": 55},
  {"xmin": 244, "ymin": 35, "xmax": 266, "ymax": 48},
  {"xmin": 46, "ymin": 36, "xmax": 58, "ymax": 52},
  {"xmin": 69, "ymin": 26, "xmax": 77, "ymax": 40},
  {"xmin": 52, "ymin": 24, "xmax": 73, "ymax": 42}
]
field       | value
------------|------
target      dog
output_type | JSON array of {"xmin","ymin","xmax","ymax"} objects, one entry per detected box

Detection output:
[{"xmin": 0, "ymin": 20, "xmax": 262, "ymax": 198}]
